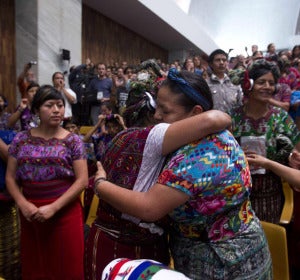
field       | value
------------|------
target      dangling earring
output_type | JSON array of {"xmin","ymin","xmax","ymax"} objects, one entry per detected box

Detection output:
[
  {"xmin": 32, "ymin": 114, "xmax": 40, "ymax": 127},
  {"xmin": 36, "ymin": 115, "xmax": 40, "ymax": 126}
]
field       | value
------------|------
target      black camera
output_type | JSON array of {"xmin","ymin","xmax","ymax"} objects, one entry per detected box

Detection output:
[{"xmin": 28, "ymin": 61, "xmax": 37, "ymax": 68}]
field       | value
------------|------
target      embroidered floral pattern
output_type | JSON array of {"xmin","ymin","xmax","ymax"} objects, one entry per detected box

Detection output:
[
  {"xmin": 158, "ymin": 130, "xmax": 254, "ymax": 241},
  {"xmin": 8, "ymin": 130, "xmax": 86, "ymax": 182}
]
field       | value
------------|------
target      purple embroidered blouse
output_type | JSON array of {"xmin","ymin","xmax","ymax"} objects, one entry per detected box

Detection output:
[{"xmin": 9, "ymin": 130, "xmax": 86, "ymax": 182}]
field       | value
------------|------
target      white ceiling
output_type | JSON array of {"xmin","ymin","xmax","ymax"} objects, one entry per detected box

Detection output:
[
  {"xmin": 83, "ymin": 0, "xmax": 202, "ymax": 53},
  {"xmin": 83, "ymin": 0, "xmax": 300, "ymax": 57}
]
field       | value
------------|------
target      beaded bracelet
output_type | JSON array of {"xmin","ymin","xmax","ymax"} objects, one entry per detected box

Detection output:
[{"xmin": 93, "ymin": 177, "xmax": 107, "ymax": 196}]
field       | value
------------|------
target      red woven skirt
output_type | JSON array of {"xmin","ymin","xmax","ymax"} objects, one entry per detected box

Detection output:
[
  {"xmin": 20, "ymin": 197, "xmax": 84, "ymax": 280},
  {"xmin": 84, "ymin": 222, "xmax": 170, "ymax": 280}
]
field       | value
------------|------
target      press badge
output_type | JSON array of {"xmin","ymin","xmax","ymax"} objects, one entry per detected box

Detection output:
[{"xmin": 97, "ymin": 91, "xmax": 103, "ymax": 100}]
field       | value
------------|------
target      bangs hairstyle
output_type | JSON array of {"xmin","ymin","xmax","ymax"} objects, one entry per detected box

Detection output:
[
  {"xmin": 162, "ymin": 70, "xmax": 213, "ymax": 112},
  {"xmin": 31, "ymin": 85, "xmax": 65, "ymax": 114}
]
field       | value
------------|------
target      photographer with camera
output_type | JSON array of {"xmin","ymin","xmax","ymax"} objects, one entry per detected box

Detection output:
[
  {"xmin": 17, "ymin": 61, "xmax": 37, "ymax": 99},
  {"xmin": 68, "ymin": 58, "xmax": 96, "ymax": 126}
]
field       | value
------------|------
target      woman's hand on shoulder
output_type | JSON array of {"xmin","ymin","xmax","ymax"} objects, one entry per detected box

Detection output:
[{"xmin": 289, "ymin": 150, "xmax": 300, "ymax": 169}]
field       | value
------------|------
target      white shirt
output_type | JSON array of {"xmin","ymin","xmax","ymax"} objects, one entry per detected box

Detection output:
[
  {"xmin": 121, "ymin": 123, "xmax": 170, "ymax": 234},
  {"xmin": 62, "ymin": 88, "xmax": 77, "ymax": 118}
]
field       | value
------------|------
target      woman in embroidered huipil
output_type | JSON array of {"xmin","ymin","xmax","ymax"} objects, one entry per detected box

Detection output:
[
  {"xmin": 94, "ymin": 69, "xmax": 272, "ymax": 280},
  {"xmin": 6, "ymin": 85, "xmax": 88, "ymax": 280},
  {"xmin": 85, "ymin": 71, "xmax": 231, "ymax": 279},
  {"xmin": 231, "ymin": 59, "xmax": 300, "ymax": 223}
]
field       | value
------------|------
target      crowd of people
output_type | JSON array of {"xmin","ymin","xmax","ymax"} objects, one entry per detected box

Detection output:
[{"xmin": 0, "ymin": 42, "xmax": 300, "ymax": 279}]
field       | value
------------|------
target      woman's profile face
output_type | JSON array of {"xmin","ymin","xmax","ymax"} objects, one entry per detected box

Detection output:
[
  {"xmin": 65, "ymin": 123, "xmax": 79, "ymax": 134},
  {"xmin": 294, "ymin": 47, "xmax": 300, "ymax": 57},
  {"xmin": 154, "ymin": 85, "xmax": 193, "ymax": 124},
  {"xmin": 268, "ymin": 44, "xmax": 276, "ymax": 53},
  {"xmin": 100, "ymin": 105, "xmax": 112, "ymax": 116},
  {"xmin": 27, "ymin": 86, "xmax": 39, "ymax": 103}
]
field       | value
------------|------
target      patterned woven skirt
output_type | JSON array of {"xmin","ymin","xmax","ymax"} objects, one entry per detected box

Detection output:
[
  {"xmin": 250, "ymin": 173, "xmax": 284, "ymax": 223},
  {"xmin": 0, "ymin": 200, "xmax": 21, "ymax": 280},
  {"xmin": 169, "ymin": 217, "xmax": 272, "ymax": 280}
]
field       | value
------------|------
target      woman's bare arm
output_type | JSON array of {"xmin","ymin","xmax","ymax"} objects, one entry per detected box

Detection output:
[
  {"xmin": 83, "ymin": 115, "xmax": 106, "ymax": 142},
  {"xmin": 94, "ymin": 162, "xmax": 188, "ymax": 221},
  {"xmin": 0, "ymin": 139, "xmax": 8, "ymax": 161},
  {"xmin": 162, "ymin": 110, "xmax": 231, "ymax": 155},
  {"xmin": 247, "ymin": 153, "xmax": 300, "ymax": 190}
]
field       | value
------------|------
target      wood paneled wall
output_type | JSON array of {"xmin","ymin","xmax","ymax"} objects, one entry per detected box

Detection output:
[
  {"xmin": 82, "ymin": 4, "xmax": 168, "ymax": 67},
  {"xmin": 0, "ymin": 2, "xmax": 168, "ymax": 113},
  {"xmin": 0, "ymin": 0, "xmax": 16, "ymax": 112}
]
